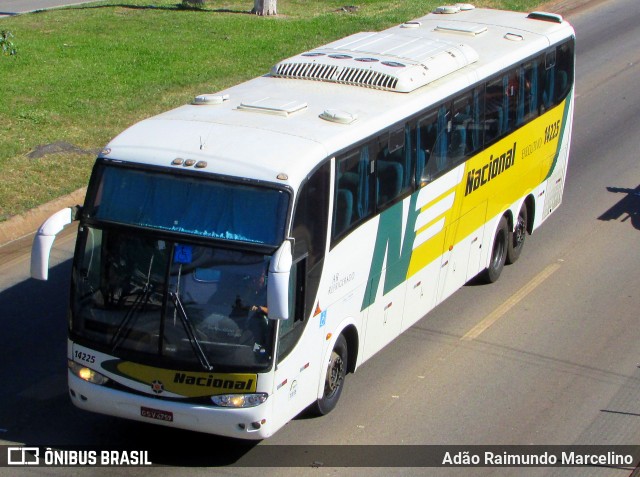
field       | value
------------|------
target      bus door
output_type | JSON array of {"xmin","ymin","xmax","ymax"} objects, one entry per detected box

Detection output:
[{"xmin": 271, "ymin": 162, "xmax": 331, "ymax": 425}]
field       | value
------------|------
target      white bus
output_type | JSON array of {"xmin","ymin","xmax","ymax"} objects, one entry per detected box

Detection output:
[{"xmin": 32, "ymin": 5, "xmax": 575, "ymax": 439}]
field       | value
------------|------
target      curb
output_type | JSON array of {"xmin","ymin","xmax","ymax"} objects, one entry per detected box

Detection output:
[{"xmin": 0, "ymin": 188, "xmax": 86, "ymax": 247}]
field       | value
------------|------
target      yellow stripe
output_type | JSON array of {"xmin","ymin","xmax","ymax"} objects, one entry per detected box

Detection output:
[{"xmin": 407, "ymin": 100, "xmax": 567, "ymax": 277}]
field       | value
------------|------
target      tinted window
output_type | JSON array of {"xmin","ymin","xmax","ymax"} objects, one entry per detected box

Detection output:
[
  {"xmin": 376, "ymin": 125, "xmax": 413, "ymax": 209},
  {"xmin": 332, "ymin": 146, "xmax": 374, "ymax": 240},
  {"xmin": 292, "ymin": 162, "xmax": 330, "ymax": 267}
]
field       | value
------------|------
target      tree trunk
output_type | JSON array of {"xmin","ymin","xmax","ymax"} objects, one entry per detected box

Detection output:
[
  {"xmin": 181, "ymin": 0, "xmax": 205, "ymax": 8},
  {"xmin": 252, "ymin": 0, "xmax": 277, "ymax": 16}
]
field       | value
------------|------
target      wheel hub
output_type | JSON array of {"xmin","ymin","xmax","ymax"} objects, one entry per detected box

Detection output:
[{"xmin": 326, "ymin": 352, "xmax": 344, "ymax": 395}]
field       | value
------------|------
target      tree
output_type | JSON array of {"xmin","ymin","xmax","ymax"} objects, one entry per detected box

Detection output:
[{"xmin": 252, "ymin": 0, "xmax": 277, "ymax": 16}]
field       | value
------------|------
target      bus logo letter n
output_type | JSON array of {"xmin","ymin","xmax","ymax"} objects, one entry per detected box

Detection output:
[{"xmin": 361, "ymin": 195, "xmax": 419, "ymax": 311}]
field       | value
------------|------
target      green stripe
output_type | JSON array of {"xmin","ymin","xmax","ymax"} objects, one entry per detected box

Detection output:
[{"xmin": 544, "ymin": 92, "xmax": 573, "ymax": 181}]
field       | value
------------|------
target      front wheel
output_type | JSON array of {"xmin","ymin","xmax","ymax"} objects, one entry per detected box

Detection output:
[
  {"xmin": 314, "ymin": 334, "xmax": 348, "ymax": 416},
  {"xmin": 482, "ymin": 216, "xmax": 508, "ymax": 283}
]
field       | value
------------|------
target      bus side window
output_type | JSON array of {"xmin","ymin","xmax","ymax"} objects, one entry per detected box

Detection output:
[
  {"xmin": 292, "ymin": 162, "xmax": 329, "ymax": 269},
  {"xmin": 517, "ymin": 59, "xmax": 541, "ymax": 125},
  {"xmin": 332, "ymin": 146, "xmax": 374, "ymax": 241},
  {"xmin": 416, "ymin": 110, "xmax": 436, "ymax": 184},
  {"xmin": 469, "ymin": 86, "xmax": 485, "ymax": 154},
  {"xmin": 417, "ymin": 105, "xmax": 450, "ymax": 183},
  {"xmin": 484, "ymin": 77, "xmax": 505, "ymax": 144},
  {"xmin": 292, "ymin": 162, "xmax": 330, "ymax": 321},
  {"xmin": 449, "ymin": 92, "xmax": 474, "ymax": 164},
  {"xmin": 554, "ymin": 40, "xmax": 574, "ymax": 104},
  {"xmin": 333, "ymin": 152, "xmax": 358, "ymax": 239},
  {"xmin": 542, "ymin": 49, "xmax": 557, "ymax": 109},
  {"xmin": 504, "ymin": 69, "xmax": 519, "ymax": 133},
  {"xmin": 376, "ymin": 125, "xmax": 413, "ymax": 209}
]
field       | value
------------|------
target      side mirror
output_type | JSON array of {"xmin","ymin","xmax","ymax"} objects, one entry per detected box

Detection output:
[
  {"xmin": 267, "ymin": 239, "xmax": 293, "ymax": 320},
  {"xmin": 30, "ymin": 207, "xmax": 75, "ymax": 280}
]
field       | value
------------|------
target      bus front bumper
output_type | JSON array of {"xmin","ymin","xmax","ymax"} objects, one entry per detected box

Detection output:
[{"xmin": 68, "ymin": 371, "xmax": 274, "ymax": 440}]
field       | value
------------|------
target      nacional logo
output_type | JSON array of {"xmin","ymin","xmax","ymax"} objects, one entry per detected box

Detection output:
[
  {"xmin": 101, "ymin": 359, "xmax": 258, "ymax": 397},
  {"xmin": 173, "ymin": 372, "xmax": 255, "ymax": 391},
  {"xmin": 465, "ymin": 142, "xmax": 517, "ymax": 196}
]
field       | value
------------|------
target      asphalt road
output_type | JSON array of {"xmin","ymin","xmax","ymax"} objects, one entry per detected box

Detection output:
[
  {"xmin": 0, "ymin": 0, "xmax": 639, "ymax": 475},
  {"xmin": 0, "ymin": 0, "xmax": 100, "ymax": 15}
]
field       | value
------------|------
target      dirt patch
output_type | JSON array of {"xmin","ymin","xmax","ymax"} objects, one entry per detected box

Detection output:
[{"xmin": 26, "ymin": 141, "xmax": 100, "ymax": 159}]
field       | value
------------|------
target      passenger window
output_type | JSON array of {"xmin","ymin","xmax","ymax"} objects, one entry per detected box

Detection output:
[
  {"xmin": 468, "ymin": 86, "xmax": 485, "ymax": 155},
  {"xmin": 416, "ymin": 104, "xmax": 451, "ymax": 182},
  {"xmin": 542, "ymin": 49, "xmax": 557, "ymax": 109},
  {"xmin": 504, "ymin": 69, "xmax": 519, "ymax": 133},
  {"xmin": 484, "ymin": 77, "xmax": 506, "ymax": 144},
  {"xmin": 332, "ymin": 146, "xmax": 374, "ymax": 240},
  {"xmin": 376, "ymin": 125, "xmax": 413, "ymax": 209},
  {"xmin": 517, "ymin": 59, "xmax": 541, "ymax": 125},
  {"xmin": 450, "ymin": 93, "xmax": 473, "ymax": 164},
  {"xmin": 554, "ymin": 40, "xmax": 574, "ymax": 103}
]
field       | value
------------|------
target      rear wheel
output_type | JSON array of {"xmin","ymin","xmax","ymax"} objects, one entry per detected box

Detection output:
[
  {"xmin": 314, "ymin": 334, "xmax": 348, "ymax": 416},
  {"xmin": 506, "ymin": 204, "xmax": 528, "ymax": 265},
  {"xmin": 483, "ymin": 216, "xmax": 508, "ymax": 283}
]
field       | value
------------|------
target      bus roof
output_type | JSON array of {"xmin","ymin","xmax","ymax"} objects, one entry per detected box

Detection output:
[{"xmin": 103, "ymin": 6, "xmax": 574, "ymax": 190}]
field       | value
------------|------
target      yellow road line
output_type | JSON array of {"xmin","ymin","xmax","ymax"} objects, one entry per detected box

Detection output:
[{"xmin": 461, "ymin": 262, "xmax": 562, "ymax": 341}]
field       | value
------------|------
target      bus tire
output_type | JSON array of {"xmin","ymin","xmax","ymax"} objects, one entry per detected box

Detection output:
[
  {"xmin": 483, "ymin": 216, "xmax": 508, "ymax": 283},
  {"xmin": 314, "ymin": 334, "xmax": 348, "ymax": 416},
  {"xmin": 506, "ymin": 204, "xmax": 527, "ymax": 265}
]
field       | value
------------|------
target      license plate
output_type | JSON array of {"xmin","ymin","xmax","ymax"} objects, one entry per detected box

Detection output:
[{"xmin": 141, "ymin": 406, "xmax": 173, "ymax": 422}]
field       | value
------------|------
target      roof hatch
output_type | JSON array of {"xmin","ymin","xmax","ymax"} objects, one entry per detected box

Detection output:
[
  {"xmin": 435, "ymin": 22, "xmax": 487, "ymax": 36},
  {"xmin": 434, "ymin": 4, "xmax": 475, "ymax": 14},
  {"xmin": 237, "ymin": 97, "xmax": 307, "ymax": 116},
  {"xmin": 270, "ymin": 31, "xmax": 479, "ymax": 93}
]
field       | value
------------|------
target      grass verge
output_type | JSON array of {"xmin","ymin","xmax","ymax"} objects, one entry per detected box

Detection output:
[{"xmin": 0, "ymin": 0, "xmax": 546, "ymax": 220}]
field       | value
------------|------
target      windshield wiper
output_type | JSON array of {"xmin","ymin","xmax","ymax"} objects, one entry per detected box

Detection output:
[
  {"xmin": 111, "ymin": 254, "xmax": 156, "ymax": 353},
  {"xmin": 110, "ymin": 286, "xmax": 152, "ymax": 353},
  {"xmin": 169, "ymin": 292, "xmax": 213, "ymax": 371}
]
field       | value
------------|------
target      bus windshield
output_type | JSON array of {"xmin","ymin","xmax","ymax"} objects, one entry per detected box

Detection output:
[
  {"xmin": 71, "ymin": 227, "xmax": 276, "ymax": 372},
  {"xmin": 86, "ymin": 164, "xmax": 289, "ymax": 247}
]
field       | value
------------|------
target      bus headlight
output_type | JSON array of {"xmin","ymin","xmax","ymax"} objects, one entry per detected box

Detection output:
[
  {"xmin": 68, "ymin": 360, "xmax": 109, "ymax": 385},
  {"xmin": 211, "ymin": 393, "xmax": 268, "ymax": 408}
]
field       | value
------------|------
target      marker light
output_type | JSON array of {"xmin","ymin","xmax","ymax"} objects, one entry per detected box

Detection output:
[
  {"xmin": 68, "ymin": 360, "xmax": 109, "ymax": 385},
  {"xmin": 211, "ymin": 393, "xmax": 268, "ymax": 408}
]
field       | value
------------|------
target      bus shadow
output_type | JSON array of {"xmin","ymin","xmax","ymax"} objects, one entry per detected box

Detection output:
[
  {"xmin": 0, "ymin": 259, "xmax": 257, "ymax": 466},
  {"xmin": 598, "ymin": 185, "xmax": 640, "ymax": 231}
]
